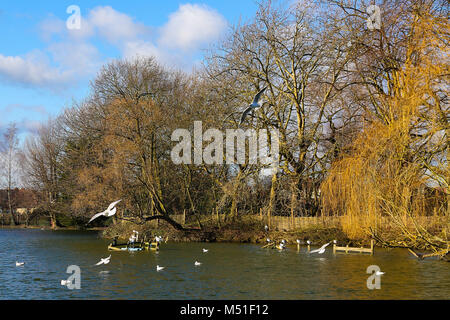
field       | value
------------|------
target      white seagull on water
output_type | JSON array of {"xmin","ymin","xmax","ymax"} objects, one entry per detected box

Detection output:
[
  {"xmin": 88, "ymin": 199, "xmax": 122, "ymax": 224},
  {"xmin": 309, "ymin": 242, "xmax": 331, "ymax": 254},
  {"xmin": 376, "ymin": 271, "xmax": 385, "ymax": 276},
  {"xmin": 156, "ymin": 265, "xmax": 165, "ymax": 272},
  {"xmin": 16, "ymin": 261, "xmax": 25, "ymax": 267},
  {"xmin": 61, "ymin": 279, "xmax": 71, "ymax": 286},
  {"xmin": 95, "ymin": 255, "xmax": 111, "ymax": 266},
  {"xmin": 202, "ymin": 248, "xmax": 208, "ymax": 253},
  {"xmin": 194, "ymin": 261, "xmax": 202, "ymax": 266},
  {"xmin": 239, "ymin": 87, "xmax": 268, "ymax": 125}
]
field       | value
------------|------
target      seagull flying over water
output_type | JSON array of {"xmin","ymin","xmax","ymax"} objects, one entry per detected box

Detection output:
[
  {"xmin": 195, "ymin": 261, "xmax": 202, "ymax": 266},
  {"xmin": 88, "ymin": 200, "xmax": 122, "ymax": 224},
  {"xmin": 309, "ymin": 242, "xmax": 330, "ymax": 254},
  {"xmin": 156, "ymin": 265, "xmax": 165, "ymax": 272},
  {"xmin": 202, "ymin": 248, "xmax": 208, "ymax": 253},
  {"xmin": 16, "ymin": 261, "xmax": 25, "ymax": 267},
  {"xmin": 376, "ymin": 271, "xmax": 385, "ymax": 276},
  {"xmin": 239, "ymin": 87, "xmax": 267, "ymax": 125},
  {"xmin": 95, "ymin": 255, "xmax": 111, "ymax": 266}
]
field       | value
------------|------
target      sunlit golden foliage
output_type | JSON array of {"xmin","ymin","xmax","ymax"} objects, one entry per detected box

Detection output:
[{"xmin": 321, "ymin": 8, "xmax": 449, "ymax": 249}]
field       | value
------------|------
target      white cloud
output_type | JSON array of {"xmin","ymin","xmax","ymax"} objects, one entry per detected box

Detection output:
[
  {"xmin": 88, "ymin": 6, "xmax": 149, "ymax": 43},
  {"xmin": 47, "ymin": 42, "xmax": 100, "ymax": 74},
  {"xmin": 40, "ymin": 6, "xmax": 149, "ymax": 44},
  {"xmin": 0, "ymin": 41, "xmax": 100, "ymax": 89},
  {"xmin": 159, "ymin": 4, "xmax": 228, "ymax": 51},
  {"xmin": 123, "ymin": 41, "xmax": 164, "ymax": 62},
  {"xmin": 4, "ymin": 4, "xmax": 228, "ymax": 88},
  {"xmin": 0, "ymin": 51, "xmax": 71, "ymax": 87}
]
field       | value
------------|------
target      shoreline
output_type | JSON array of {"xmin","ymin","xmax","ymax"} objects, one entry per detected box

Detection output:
[
  {"xmin": 0, "ymin": 225, "xmax": 107, "ymax": 231},
  {"xmin": 2, "ymin": 223, "xmax": 448, "ymax": 260}
]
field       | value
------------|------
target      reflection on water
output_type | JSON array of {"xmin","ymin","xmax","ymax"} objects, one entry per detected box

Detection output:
[{"xmin": 0, "ymin": 229, "xmax": 448, "ymax": 299}]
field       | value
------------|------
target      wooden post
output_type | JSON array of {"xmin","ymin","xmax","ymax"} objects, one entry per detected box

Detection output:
[
  {"xmin": 370, "ymin": 239, "xmax": 374, "ymax": 255},
  {"xmin": 333, "ymin": 243, "xmax": 336, "ymax": 254},
  {"xmin": 268, "ymin": 208, "xmax": 271, "ymax": 230},
  {"xmin": 259, "ymin": 208, "xmax": 262, "ymax": 221},
  {"xmin": 183, "ymin": 209, "xmax": 186, "ymax": 225},
  {"xmin": 297, "ymin": 243, "xmax": 300, "ymax": 252},
  {"xmin": 345, "ymin": 244, "xmax": 349, "ymax": 253}
]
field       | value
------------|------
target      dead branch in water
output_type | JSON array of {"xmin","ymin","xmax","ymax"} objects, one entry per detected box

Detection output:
[{"xmin": 117, "ymin": 215, "xmax": 201, "ymax": 232}]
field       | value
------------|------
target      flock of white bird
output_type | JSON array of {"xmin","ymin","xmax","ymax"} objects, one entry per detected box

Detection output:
[
  {"xmin": 14, "ymin": 203, "xmax": 385, "ymax": 285},
  {"xmin": 14, "ymin": 200, "xmax": 202, "ymax": 286}
]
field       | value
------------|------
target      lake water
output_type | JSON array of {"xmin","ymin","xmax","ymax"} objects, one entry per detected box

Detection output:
[{"xmin": 0, "ymin": 229, "xmax": 448, "ymax": 299}]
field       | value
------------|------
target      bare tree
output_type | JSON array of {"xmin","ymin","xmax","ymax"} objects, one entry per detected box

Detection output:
[
  {"xmin": 0, "ymin": 122, "xmax": 20, "ymax": 225},
  {"xmin": 22, "ymin": 118, "xmax": 64, "ymax": 229}
]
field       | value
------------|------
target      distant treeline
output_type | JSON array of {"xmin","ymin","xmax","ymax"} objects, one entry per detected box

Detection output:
[
  {"xmin": 4, "ymin": 1, "xmax": 447, "ymax": 249},
  {"xmin": 0, "ymin": 189, "xmax": 39, "ymax": 210}
]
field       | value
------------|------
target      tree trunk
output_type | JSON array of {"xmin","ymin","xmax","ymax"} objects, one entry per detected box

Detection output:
[
  {"xmin": 50, "ymin": 212, "xmax": 57, "ymax": 229},
  {"xmin": 267, "ymin": 169, "xmax": 278, "ymax": 220},
  {"xmin": 7, "ymin": 189, "xmax": 16, "ymax": 226}
]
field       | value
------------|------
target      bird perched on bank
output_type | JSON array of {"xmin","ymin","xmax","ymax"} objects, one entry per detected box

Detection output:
[
  {"xmin": 95, "ymin": 255, "xmax": 111, "ymax": 266},
  {"xmin": 16, "ymin": 261, "xmax": 25, "ymax": 267},
  {"xmin": 309, "ymin": 242, "xmax": 331, "ymax": 254},
  {"xmin": 264, "ymin": 225, "xmax": 269, "ymax": 232},
  {"xmin": 202, "ymin": 248, "xmax": 208, "ymax": 253},
  {"xmin": 266, "ymin": 238, "xmax": 271, "ymax": 243},
  {"xmin": 156, "ymin": 265, "xmax": 165, "ymax": 272},
  {"xmin": 194, "ymin": 261, "xmax": 202, "ymax": 266},
  {"xmin": 87, "ymin": 199, "xmax": 122, "ymax": 224},
  {"xmin": 296, "ymin": 239, "xmax": 301, "ymax": 244},
  {"xmin": 239, "ymin": 86, "xmax": 267, "ymax": 125}
]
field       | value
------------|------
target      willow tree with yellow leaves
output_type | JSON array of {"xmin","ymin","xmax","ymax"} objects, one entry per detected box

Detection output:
[{"xmin": 322, "ymin": 0, "xmax": 449, "ymax": 252}]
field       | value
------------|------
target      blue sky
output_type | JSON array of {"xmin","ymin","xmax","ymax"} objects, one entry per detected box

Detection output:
[{"xmin": 0, "ymin": 1, "xmax": 259, "ymax": 142}]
